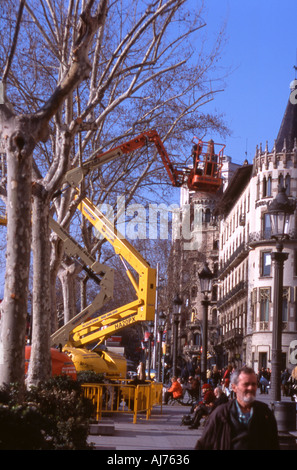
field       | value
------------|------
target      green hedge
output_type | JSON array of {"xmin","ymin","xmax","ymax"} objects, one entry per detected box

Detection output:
[{"xmin": 0, "ymin": 375, "xmax": 97, "ymax": 450}]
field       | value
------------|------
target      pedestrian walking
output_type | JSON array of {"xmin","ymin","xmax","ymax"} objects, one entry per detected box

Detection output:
[
  {"xmin": 137, "ymin": 361, "xmax": 146, "ymax": 381},
  {"xmin": 195, "ymin": 366, "xmax": 279, "ymax": 450},
  {"xmin": 281, "ymin": 369, "xmax": 290, "ymax": 397},
  {"xmin": 288, "ymin": 366, "xmax": 297, "ymax": 402},
  {"xmin": 222, "ymin": 364, "xmax": 232, "ymax": 389},
  {"xmin": 258, "ymin": 367, "xmax": 269, "ymax": 394},
  {"xmin": 211, "ymin": 365, "xmax": 221, "ymax": 388}
]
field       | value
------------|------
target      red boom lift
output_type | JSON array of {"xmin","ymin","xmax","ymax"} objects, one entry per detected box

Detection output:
[{"xmin": 65, "ymin": 130, "xmax": 225, "ymax": 195}]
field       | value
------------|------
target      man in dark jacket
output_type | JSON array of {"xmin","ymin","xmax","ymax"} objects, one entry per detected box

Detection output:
[
  {"xmin": 195, "ymin": 366, "xmax": 279, "ymax": 450},
  {"xmin": 213, "ymin": 386, "xmax": 229, "ymax": 408}
]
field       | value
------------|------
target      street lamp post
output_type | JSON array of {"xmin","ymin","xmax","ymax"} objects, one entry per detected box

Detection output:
[
  {"xmin": 199, "ymin": 262, "xmax": 213, "ymax": 383},
  {"xmin": 157, "ymin": 311, "xmax": 166, "ymax": 382},
  {"xmin": 172, "ymin": 294, "xmax": 182, "ymax": 377},
  {"xmin": 267, "ymin": 185, "xmax": 296, "ymax": 403},
  {"xmin": 147, "ymin": 321, "xmax": 154, "ymax": 380}
]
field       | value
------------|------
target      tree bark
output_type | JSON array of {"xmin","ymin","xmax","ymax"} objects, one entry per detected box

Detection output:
[
  {"xmin": 0, "ymin": 118, "xmax": 34, "ymax": 392},
  {"xmin": 58, "ymin": 260, "xmax": 82, "ymax": 324},
  {"xmin": 26, "ymin": 189, "xmax": 52, "ymax": 386}
]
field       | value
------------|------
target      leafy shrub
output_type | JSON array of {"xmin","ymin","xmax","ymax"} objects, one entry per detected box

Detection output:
[
  {"xmin": 77, "ymin": 371, "xmax": 105, "ymax": 384},
  {"xmin": 0, "ymin": 376, "xmax": 95, "ymax": 450},
  {"xmin": 0, "ymin": 403, "xmax": 49, "ymax": 450}
]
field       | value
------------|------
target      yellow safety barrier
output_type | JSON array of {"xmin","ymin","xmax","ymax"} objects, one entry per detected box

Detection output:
[
  {"xmin": 150, "ymin": 381, "xmax": 163, "ymax": 415},
  {"xmin": 82, "ymin": 380, "xmax": 163, "ymax": 424}
]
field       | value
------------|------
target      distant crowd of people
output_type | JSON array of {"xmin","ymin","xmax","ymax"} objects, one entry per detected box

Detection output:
[{"xmin": 163, "ymin": 363, "xmax": 297, "ymax": 402}]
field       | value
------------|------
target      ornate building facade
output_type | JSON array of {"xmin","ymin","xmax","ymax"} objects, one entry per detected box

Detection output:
[
  {"xmin": 169, "ymin": 155, "xmax": 240, "ymax": 369},
  {"xmin": 174, "ymin": 82, "xmax": 297, "ymax": 372}
]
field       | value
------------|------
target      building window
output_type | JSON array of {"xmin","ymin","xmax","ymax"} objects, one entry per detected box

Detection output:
[
  {"xmin": 285, "ymin": 175, "xmax": 291, "ymax": 195},
  {"xmin": 262, "ymin": 176, "xmax": 267, "ymax": 197},
  {"xmin": 267, "ymin": 176, "xmax": 272, "ymax": 196},
  {"xmin": 260, "ymin": 288, "xmax": 270, "ymax": 322},
  {"xmin": 251, "ymin": 292, "xmax": 255, "ymax": 323},
  {"xmin": 193, "ymin": 263, "xmax": 197, "ymax": 277},
  {"xmin": 204, "ymin": 208, "xmax": 211, "ymax": 223},
  {"xmin": 212, "ymin": 284, "xmax": 218, "ymax": 301},
  {"xmin": 194, "ymin": 333, "xmax": 200, "ymax": 346},
  {"xmin": 263, "ymin": 213, "xmax": 271, "ymax": 239},
  {"xmin": 212, "ymin": 308, "xmax": 217, "ymax": 324},
  {"xmin": 261, "ymin": 251, "xmax": 271, "ymax": 277}
]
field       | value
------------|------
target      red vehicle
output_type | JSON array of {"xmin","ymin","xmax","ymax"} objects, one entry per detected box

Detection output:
[{"xmin": 25, "ymin": 346, "xmax": 77, "ymax": 380}]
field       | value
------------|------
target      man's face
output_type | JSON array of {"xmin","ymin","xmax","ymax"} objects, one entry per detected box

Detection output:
[{"xmin": 232, "ymin": 372, "xmax": 257, "ymax": 407}]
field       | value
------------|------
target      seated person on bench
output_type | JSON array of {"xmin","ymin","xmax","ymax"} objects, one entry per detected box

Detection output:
[
  {"xmin": 163, "ymin": 376, "xmax": 183, "ymax": 404},
  {"xmin": 188, "ymin": 383, "xmax": 216, "ymax": 429}
]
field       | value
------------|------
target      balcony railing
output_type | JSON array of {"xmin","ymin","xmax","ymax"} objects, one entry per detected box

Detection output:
[
  {"xmin": 212, "ymin": 327, "xmax": 244, "ymax": 347},
  {"xmin": 217, "ymin": 280, "xmax": 247, "ymax": 308},
  {"xmin": 218, "ymin": 242, "xmax": 249, "ymax": 277},
  {"xmin": 249, "ymin": 229, "xmax": 297, "ymax": 244},
  {"xmin": 224, "ymin": 328, "xmax": 243, "ymax": 342}
]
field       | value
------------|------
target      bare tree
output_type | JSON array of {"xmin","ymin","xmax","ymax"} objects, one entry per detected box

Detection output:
[
  {"xmin": 0, "ymin": 0, "xmax": 109, "ymax": 390},
  {"xmin": 0, "ymin": 0, "xmax": 228, "ymax": 388},
  {"xmin": 53, "ymin": 0, "xmax": 228, "ymax": 321}
]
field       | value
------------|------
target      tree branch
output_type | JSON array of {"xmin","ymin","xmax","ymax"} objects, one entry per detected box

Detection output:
[{"xmin": 37, "ymin": 0, "xmax": 108, "ymax": 122}]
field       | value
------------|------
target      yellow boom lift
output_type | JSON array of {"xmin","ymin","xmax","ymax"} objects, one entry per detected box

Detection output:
[{"xmin": 50, "ymin": 131, "xmax": 170, "ymax": 377}]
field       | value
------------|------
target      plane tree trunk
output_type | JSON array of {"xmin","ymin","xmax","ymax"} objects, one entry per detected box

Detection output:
[
  {"xmin": 0, "ymin": 117, "xmax": 35, "ymax": 391},
  {"xmin": 0, "ymin": 0, "xmax": 108, "ymax": 391},
  {"xmin": 27, "ymin": 188, "xmax": 52, "ymax": 385}
]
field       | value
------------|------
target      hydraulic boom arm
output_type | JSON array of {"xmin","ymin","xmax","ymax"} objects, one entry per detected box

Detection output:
[
  {"xmin": 65, "ymin": 129, "xmax": 184, "ymax": 189},
  {"xmin": 65, "ymin": 196, "xmax": 156, "ymax": 348},
  {"xmin": 49, "ymin": 217, "xmax": 114, "ymax": 347}
]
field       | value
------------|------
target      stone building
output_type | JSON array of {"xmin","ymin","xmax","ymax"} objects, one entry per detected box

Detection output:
[
  {"xmin": 214, "ymin": 162, "xmax": 252, "ymax": 368},
  {"xmin": 174, "ymin": 81, "xmax": 297, "ymax": 373},
  {"xmin": 215, "ymin": 83, "xmax": 297, "ymax": 371},
  {"xmin": 169, "ymin": 153, "xmax": 240, "ymax": 368}
]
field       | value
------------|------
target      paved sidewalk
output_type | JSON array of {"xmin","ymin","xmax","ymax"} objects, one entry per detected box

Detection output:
[
  {"xmin": 87, "ymin": 392, "xmax": 296, "ymax": 452},
  {"xmin": 88, "ymin": 403, "xmax": 202, "ymax": 451}
]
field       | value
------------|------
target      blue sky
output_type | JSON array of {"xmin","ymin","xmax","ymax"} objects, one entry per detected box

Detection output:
[{"xmin": 197, "ymin": 0, "xmax": 297, "ymax": 165}]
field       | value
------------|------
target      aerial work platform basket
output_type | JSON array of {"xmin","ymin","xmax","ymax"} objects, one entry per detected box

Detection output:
[{"xmin": 186, "ymin": 138, "xmax": 225, "ymax": 193}]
